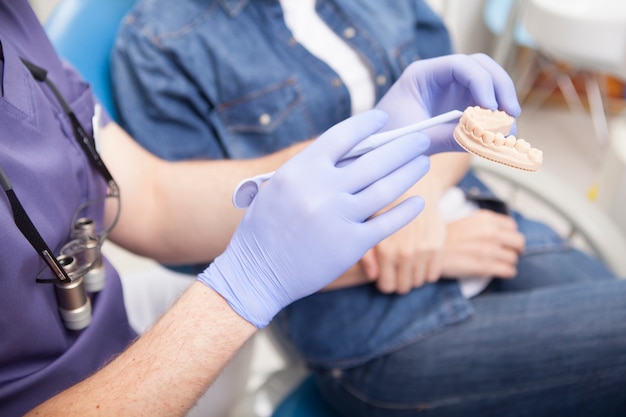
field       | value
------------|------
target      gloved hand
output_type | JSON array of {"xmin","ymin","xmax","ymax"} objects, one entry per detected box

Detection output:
[
  {"xmin": 375, "ymin": 53, "xmax": 521, "ymax": 155},
  {"xmin": 198, "ymin": 110, "xmax": 431, "ymax": 328}
]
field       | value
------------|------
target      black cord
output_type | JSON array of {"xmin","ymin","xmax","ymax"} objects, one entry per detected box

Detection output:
[
  {"xmin": 0, "ymin": 58, "xmax": 121, "ymax": 283},
  {"xmin": 0, "ymin": 165, "xmax": 71, "ymax": 282}
]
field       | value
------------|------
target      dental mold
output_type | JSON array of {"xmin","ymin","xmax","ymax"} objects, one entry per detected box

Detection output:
[{"xmin": 453, "ymin": 106, "xmax": 543, "ymax": 172}]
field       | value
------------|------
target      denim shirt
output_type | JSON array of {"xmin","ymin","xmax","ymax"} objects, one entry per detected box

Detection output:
[
  {"xmin": 112, "ymin": 0, "xmax": 452, "ymax": 160},
  {"xmin": 112, "ymin": 0, "xmax": 566, "ymax": 368}
]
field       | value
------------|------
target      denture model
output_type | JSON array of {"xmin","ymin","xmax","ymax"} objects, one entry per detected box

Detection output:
[{"xmin": 453, "ymin": 106, "xmax": 543, "ymax": 172}]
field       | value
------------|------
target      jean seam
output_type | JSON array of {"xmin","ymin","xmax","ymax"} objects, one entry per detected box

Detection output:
[
  {"xmin": 308, "ymin": 308, "xmax": 473, "ymax": 369},
  {"xmin": 333, "ymin": 366, "xmax": 626, "ymax": 411}
]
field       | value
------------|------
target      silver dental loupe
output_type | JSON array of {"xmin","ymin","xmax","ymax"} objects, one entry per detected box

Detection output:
[{"xmin": 54, "ymin": 254, "xmax": 93, "ymax": 331}]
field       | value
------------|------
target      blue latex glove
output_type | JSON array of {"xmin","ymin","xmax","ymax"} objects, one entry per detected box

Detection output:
[
  {"xmin": 375, "ymin": 53, "xmax": 522, "ymax": 155},
  {"xmin": 198, "ymin": 110, "xmax": 431, "ymax": 328}
]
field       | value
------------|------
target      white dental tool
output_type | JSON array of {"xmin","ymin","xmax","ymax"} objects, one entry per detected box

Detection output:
[{"xmin": 232, "ymin": 109, "xmax": 464, "ymax": 209}]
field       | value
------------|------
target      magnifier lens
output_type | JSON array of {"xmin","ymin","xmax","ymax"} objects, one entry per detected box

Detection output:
[{"xmin": 54, "ymin": 255, "xmax": 92, "ymax": 330}]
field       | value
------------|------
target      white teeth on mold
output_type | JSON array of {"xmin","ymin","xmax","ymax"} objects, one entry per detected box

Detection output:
[
  {"xmin": 494, "ymin": 132, "xmax": 506, "ymax": 146},
  {"xmin": 515, "ymin": 139, "xmax": 530, "ymax": 153},
  {"xmin": 482, "ymin": 131, "xmax": 495, "ymax": 144},
  {"xmin": 472, "ymin": 125, "xmax": 484, "ymax": 137},
  {"xmin": 452, "ymin": 106, "xmax": 543, "ymax": 172}
]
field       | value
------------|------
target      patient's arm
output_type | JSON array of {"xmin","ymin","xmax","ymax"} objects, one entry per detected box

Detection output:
[
  {"xmin": 323, "ymin": 152, "xmax": 471, "ymax": 292},
  {"xmin": 322, "ymin": 208, "xmax": 526, "ymax": 291},
  {"xmin": 102, "ymin": 122, "xmax": 309, "ymax": 264},
  {"xmin": 360, "ymin": 153, "xmax": 471, "ymax": 293}
]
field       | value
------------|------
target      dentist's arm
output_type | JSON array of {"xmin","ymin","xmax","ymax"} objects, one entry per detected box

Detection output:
[
  {"xmin": 27, "ymin": 283, "xmax": 255, "ymax": 417},
  {"xmin": 27, "ymin": 110, "xmax": 430, "ymax": 416},
  {"xmin": 100, "ymin": 121, "xmax": 308, "ymax": 264}
]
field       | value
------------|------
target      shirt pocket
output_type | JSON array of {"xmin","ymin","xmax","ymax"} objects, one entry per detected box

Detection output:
[
  {"xmin": 214, "ymin": 78, "xmax": 315, "ymax": 159},
  {"xmin": 55, "ymin": 78, "xmax": 96, "ymax": 141},
  {"xmin": 52, "ymin": 78, "xmax": 104, "ymax": 212}
]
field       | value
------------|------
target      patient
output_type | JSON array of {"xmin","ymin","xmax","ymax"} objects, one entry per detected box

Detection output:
[{"xmin": 112, "ymin": 0, "xmax": 626, "ymax": 415}]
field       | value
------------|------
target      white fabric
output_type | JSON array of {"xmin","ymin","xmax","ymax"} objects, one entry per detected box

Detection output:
[
  {"xmin": 438, "ymin": 188, "xmax": 492, "ymax": 298},
  {"xmin": 280, "ymin": 0, "xmax": 375, "ymax": 115}
]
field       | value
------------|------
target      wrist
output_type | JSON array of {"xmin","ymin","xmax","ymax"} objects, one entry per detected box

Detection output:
[{"xmin": 196, "ymin": 246, "xmax": 281, "ymax": 329}]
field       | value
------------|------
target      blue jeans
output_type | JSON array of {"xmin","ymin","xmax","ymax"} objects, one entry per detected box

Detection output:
[{"xmin": 313, "ymin": 249, "xmax": 626, "ymax": 416}]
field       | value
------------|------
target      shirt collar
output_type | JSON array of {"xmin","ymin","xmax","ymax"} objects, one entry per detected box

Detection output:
[{"xmin": 219, "ymin": 0, "xmax": 249, "ymax": 17}]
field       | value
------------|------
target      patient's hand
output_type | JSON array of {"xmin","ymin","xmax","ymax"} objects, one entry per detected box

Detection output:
[
  {"xmin": 360, "ymin": 209, "xmax": 525, "ymax": 294},
  {"xmin": 440, "ymin": 210, "xmax": 524, "ymax": 279},
  {"xmin": 361, "ymin": 190, "xmax": 447, "ymax": 294}
]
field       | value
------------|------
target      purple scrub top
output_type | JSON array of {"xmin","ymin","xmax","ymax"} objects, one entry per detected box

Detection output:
[{"xmin": 0, "ymin": 2, "xmax": 136, "ymax": 415}]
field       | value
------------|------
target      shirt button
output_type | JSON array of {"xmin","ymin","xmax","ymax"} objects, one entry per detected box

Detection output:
[
  {"xmin": 259, "ymin": 113, "xmax": 271, "ymax": 126},
  {"xmin": 376, "ymin": 74, "xmax": 387, "ymax": 86},
  {"xmin": 331, "ymin": 78, "xmax": 342, "ymax": 88},
  {"xmin": 343, "ymin": 27, "xmax": 356, "ymax": 39}
]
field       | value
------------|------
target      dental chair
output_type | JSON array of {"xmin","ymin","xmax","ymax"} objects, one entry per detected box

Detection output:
[
  {"xmin": 44, "ymin": 0, "xmax": 136, "ymax": 121},
  {"xmin": 482, "ymin": 0, "xmax": 620, "ymax": 146},
  {"xmin": 45, "ymin": 1, "xmax": 626, "ymax": 416},
  {"xmin": 522, "ymin": 0, "xmax": 626, "ymax": 144}
]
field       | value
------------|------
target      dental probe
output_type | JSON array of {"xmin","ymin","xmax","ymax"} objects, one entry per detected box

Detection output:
[{"xmin": 232, "ymin": 109, "xmax": 463, "ymax": 209}]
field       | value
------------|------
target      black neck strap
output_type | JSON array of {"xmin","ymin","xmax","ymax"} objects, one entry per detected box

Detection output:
[
  {"xmin": 20, "ymin": 58, "xmax": 118, "ymax": 195},
  {"xmin": 0, "ymin": 58, "xmax": 120, "ymax": 283},
  {"xmin": 0, "ymin": 167, "xmax": 71, "ymax": 282}
]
